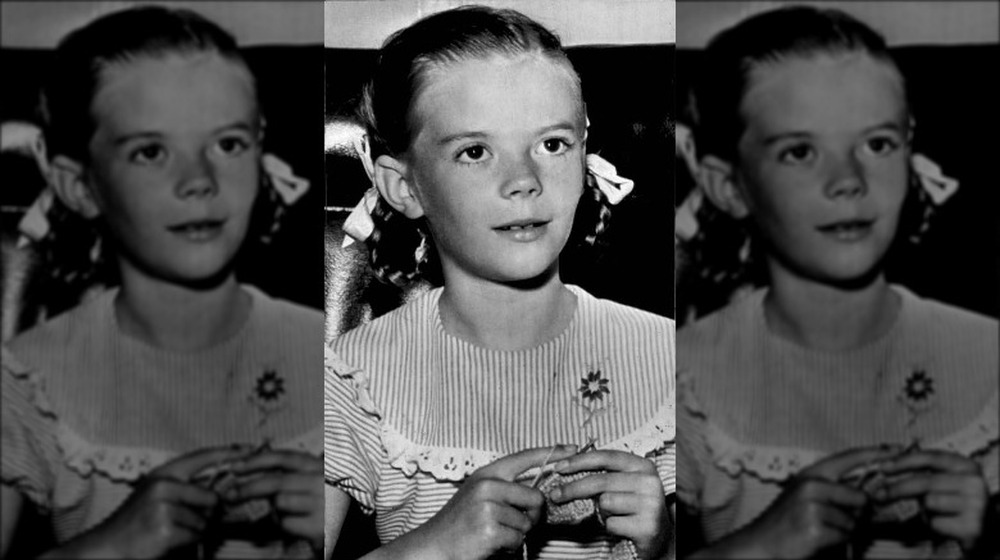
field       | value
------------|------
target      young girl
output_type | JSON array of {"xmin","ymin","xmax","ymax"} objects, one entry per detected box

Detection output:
[
  {"xmin": 1, "ymin": 6, "xmax": 322, "ymax": 559},
  {"xmin": 675, "ymin": 6, "xmax": 998, "ymax": 559},
  {"xmin": 326, "ymin": 6, "xmax": 675, "ymax": 560}
]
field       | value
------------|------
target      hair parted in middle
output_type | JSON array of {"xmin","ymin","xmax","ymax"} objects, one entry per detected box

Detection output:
[{"xmin": 358, "ymin": 4, "xmax": 612, "ymax": 287}]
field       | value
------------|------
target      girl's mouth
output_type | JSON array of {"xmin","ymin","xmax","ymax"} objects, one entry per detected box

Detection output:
[
  {"xmin": 816, "ymin": 219, "xmax": 874, "ymax": 242},
  {"xmin": 168, "ymin": 219, "xmax": 226, "ymax": 242},
  {"xmin": 494, "ymin": 220, "xmax": 549, "ymax": 242}
]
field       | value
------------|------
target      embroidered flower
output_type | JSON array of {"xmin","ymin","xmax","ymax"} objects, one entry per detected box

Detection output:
[
  {"xmin": 254, "ymin": 370, "xmax": 285, "ymax": 403},
  {"xmin": 578, "ymin": 369, "xmax": 611, "ymax": 404},
  {"xmin": 903, "ymin": 369, "xmax": 934, "ymax": 403}
]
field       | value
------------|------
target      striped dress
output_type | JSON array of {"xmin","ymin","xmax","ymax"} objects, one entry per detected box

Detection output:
[
  {"xmin": 326, "ymin": 285, "xmax": 675, "ymax": 558},
  {"xmin": 677, "ymin": 286, "xmax": 999, "ymax": 559},
  {"xmin": 1, "ymin": 285, "xmax": 323, "ymax": 559}
]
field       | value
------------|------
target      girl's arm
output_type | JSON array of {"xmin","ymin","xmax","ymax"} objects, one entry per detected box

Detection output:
[
  {"xmin": 0, "ymin": 486, "xmax": 23, "ymax": 558},
  {"xmin": 325, "ymin": 485, "xmax": 350, "ymax": 559}
]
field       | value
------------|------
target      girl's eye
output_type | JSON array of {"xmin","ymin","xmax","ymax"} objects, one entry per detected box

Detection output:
[
  {"xmin": 539, "ymin": 138, "xmax": 572, "ymax": 155},
  {"xmin": 129, "ymin": 144, "xmax": 167, "ymax": 165},
  {"xmin": 778, "ymin": 144, "xmax": 815, "ymax": 164},
  {"xmin": 456, "ymin": 145, "xmax": 489, "ymax": 164},
  {"xmin": 216, "ymin": 136, "xmax": 251, "ymax": 157},
  {"xmin": 864, "ymin": 136, "xmax": 900, "ymax": 156}
]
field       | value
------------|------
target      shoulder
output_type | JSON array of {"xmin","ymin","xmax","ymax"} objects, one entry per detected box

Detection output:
[
  {"xmin": 6, "ymin": 289, "xmax": 114, "ymax": 374},
  {"xmin": 904, "ymin": 288, "xmax": 999, "ymax": 340},
  {"xmin": 246, "ymin": 285, "xmax": 323, "ymax": 333},
  {"xmin": 571, "ymin": 285, "xmax": 674, "ymax": 338},
  {"xmin": 677, "ymin": 289, "xmax": 760, "ymax": 366},
  {"xmin": 328, "ymin": 288, "xmax": 440, "ymax": 377}
]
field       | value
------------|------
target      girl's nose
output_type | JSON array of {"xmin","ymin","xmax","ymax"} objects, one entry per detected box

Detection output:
[
  {"xmin": 825, "ymin": 153, "xmax": 867, "ymax": 199},
  {"xmin": 176, "ymin": 153, "xmax": 218, "ymax": 199},
  {"xmin": 500, "ymin": 153, "xmax": 542, "ymax": 199}
]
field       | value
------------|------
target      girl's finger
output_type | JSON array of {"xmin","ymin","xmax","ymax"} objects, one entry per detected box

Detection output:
[
  {"xmin": 554, "ymin": 472, "xmax": 661, "ymax": 503},
  {"xmin": 228, "ymin": 473, "xmax": 287, "ymax": 501},
  {"xmin": 817, "ymin": 502, "xmax": 858, "ymax": 533},
  {"xmin": 161, "ymin": 445, "xmax": 257, "ymax": 480},
  {"xmin": 491, "ymin": 502, "xmax": 535, "ymax": 534},
  {"xmin": 168, "ymin": 502, "xmax": 212, "ymax": 533},
  {"xmin": 804, "ymin": 446, "xmax": 902, "ymax": 481},
  {"xmin": 149, "ymin": 478, "xmax": 220, "ymax": 510},
  {"xmin": 881, "ymin": 473, "xmax": 980, "ymax": 501},
  {"xmin": 274, "ymin": 492, "xmax": 321, "ymax": 514},
  {"xmin": 555, "ymin": 450, "xmax": 654, "ymax": 475},
  {"xmin": 232, "ymin": 450, "xmax": 322, "ymax": 475},
  {"xmin": 883, "ymin": 450, "xmax": 979, "ymax": 476},
  {"xmin": 281, "ymin": 516, "xmax": 321, "ymax": 541},
  {"xmin": 598, "ymin": 491, "xmax": 660, "ymax": 517},
  {"xmin": 793, "ymin": 478, "xmax": 869, "ymax": 510},
  {"xmin": 924, "ymin": 492, "xmax": 975, "ymax": 514},
  {"xmin": 480, "ymin": 445, "xmax": 578, "ymax": 481}
]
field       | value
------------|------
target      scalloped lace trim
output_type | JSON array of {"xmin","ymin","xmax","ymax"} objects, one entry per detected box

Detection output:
[
  {"xmin": 330, "ymin": 349, "xmax": 674, "ymax": 482},
  {"xmin": 680, "ymin": 370, "xmax": 999, "ymax": 483},
  {"xmin": 7, "ymin": 347, "xmax": 322, "ymax": 483}
]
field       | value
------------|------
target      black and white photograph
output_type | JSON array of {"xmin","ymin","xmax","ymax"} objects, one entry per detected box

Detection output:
[
  {"xmin": 674, "ymin": 2, "xmax": 999, "ymax": 558},
  {"xmin": 323, "ymin": 1, "xmax": 677, "ymax": 558},
  {"xmin": 1, "ymin": 2, "xmax": 324, "ymax": 558}
]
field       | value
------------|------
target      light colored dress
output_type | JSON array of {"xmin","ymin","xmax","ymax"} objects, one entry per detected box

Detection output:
[
  {"xmin": 326, "ymin": 285, "xmax": 675, "ymax": 559},
  {"xmin": 1, "ymin": 285, "xmax": 323, "ymax": 559},
  {"xmin": 677, "ymin": 286, "xmax": 998, "ymax": 559}
]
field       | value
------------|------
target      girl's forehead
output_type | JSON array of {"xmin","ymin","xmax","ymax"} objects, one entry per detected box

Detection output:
[
  {"xmin": 413, "ymin": 53, "xmax": 585, "ymax": 130},
  {"xmin": 740, "ymin": 51, "xmax": 907, "ymax": 132},
  {"xmin": 91, "ymin": 51, "xmax": 259, "ymax": 134}
]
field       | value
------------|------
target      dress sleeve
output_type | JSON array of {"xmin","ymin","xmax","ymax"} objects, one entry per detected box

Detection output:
[
  {"xmin": 324, "ymin": 346, "xmax": 382, "ymax": 515},
  {"xmin": 653, "ymin": 442, "xmax": 675, "ymax": 496},
  {"xmin": 1, "ymin": 348, "xmax": 57, "ymax": 510},
  {"xmin": 676, "ymin": 372, "xmax": 709, "ymax": 514}
]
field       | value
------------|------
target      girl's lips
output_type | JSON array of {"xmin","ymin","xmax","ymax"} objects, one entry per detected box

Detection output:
[
  {"xmin": 816, "ymin": 219, "xmax": 874, "ymax": 242},
  {"xmin": 168, "ymin": 219, "xmax": 226, "ymax": 242},
  {"xmin": 494, "ymin": 220, "xmax": 549, "ymax": 242}
]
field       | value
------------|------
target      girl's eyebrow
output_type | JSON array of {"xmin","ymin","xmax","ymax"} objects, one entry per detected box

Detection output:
[
  {"xmin": 111, "ymin": 121, "xmax": 256, "ymax": 146},
  {"xmin": 436, "ymin": 121, "xmax": 579, "ymax": 147},
  {"xmin": 762, "ymin": 120, "xmax": 907, "ymax": 146}
]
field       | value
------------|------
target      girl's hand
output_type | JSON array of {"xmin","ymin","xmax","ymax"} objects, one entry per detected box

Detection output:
[
  {"xmin": 227, "ymin": 450, "xmax": 324, "ymax": 552},
  {"xmin": 727, "ymin": 446, "xmax": 900, "ymax": 559},
  {"xmin": 403, "ymin": 445, "xmax": 578, "ymax": 560},
  {"xmin": 549, "ymin": 450, "xmax": 669, "ymax": 560},
  {"xmin": 879, "ymin": 449, "xmax": 989, "ymax": 552},
  {"xmin": 87, "ymin": 445, "xmax": 251, "ymax": 559}
]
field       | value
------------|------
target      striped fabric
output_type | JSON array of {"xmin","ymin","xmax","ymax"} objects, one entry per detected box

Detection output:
[
  {"xmin": 677, "ymin": 286, "xmax": 999, "ymax": 559},
  {"xmin": 1, "ymin": 285, "xmax": 323, "ymax": 559},
  {"xmin": 326, "ymin": 285, "xmax": 675, "ymax": 558}
]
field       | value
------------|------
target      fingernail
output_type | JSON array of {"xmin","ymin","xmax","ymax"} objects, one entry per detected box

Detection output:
[
  {"xmin": 553, "ymin": 460, "xmax": 569, "ymax": 472},
  {"xmin": 550, "ymin": 487, "xmax": 562, "ymax": 501}
]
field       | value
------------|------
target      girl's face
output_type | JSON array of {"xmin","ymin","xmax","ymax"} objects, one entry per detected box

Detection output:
[
  {"xmin": 85, "ymin": 51, "xmax": 261, "ymax": 286},
  {"xmin": 404, "ymin": 53, "xmax": 586, "ymax": 285},
  {"xmin": 734, "ymin": 51, "xmax": 910, "ymax": 285}
]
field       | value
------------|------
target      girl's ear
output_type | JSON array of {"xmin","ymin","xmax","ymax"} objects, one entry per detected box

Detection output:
[
  {"xmin": 373, "ymin": 154, "xmax": 424, "ymax": 219},
  {"xmin": 49, "ymin": 155, "xmax": 101, "ymax": 219},
  {"xmin": 700, "ymin": 154, "xmax": 750, "ymax": 219}
]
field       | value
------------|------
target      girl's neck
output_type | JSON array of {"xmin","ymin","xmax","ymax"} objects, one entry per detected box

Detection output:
[
  {"xmin": 114, "ymin": 266, "xmax": 251, "ymax": 352},
  {"xmin": 439, "ymin": 274, "xmax": 576, "ymax": 352},
  {"xmin": 764, "ymin": 267, "xmax": 901, "ymax": 352}
]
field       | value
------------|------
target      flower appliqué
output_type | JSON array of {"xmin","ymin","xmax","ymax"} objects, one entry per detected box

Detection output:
[
  {"xmin": 903, "ymin": 369, "xmax": 934, "ymax": 404},
  {"xmin": 254, "ymin": 370, "xmax": 285, "ymax": 403},
  {"xmin": 899, "ymin": 368, "xmax": 935, "ymax": 429},
  {"xmin": 578, "ymin": 369, "xmax": 610, "ymax": 405}
]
